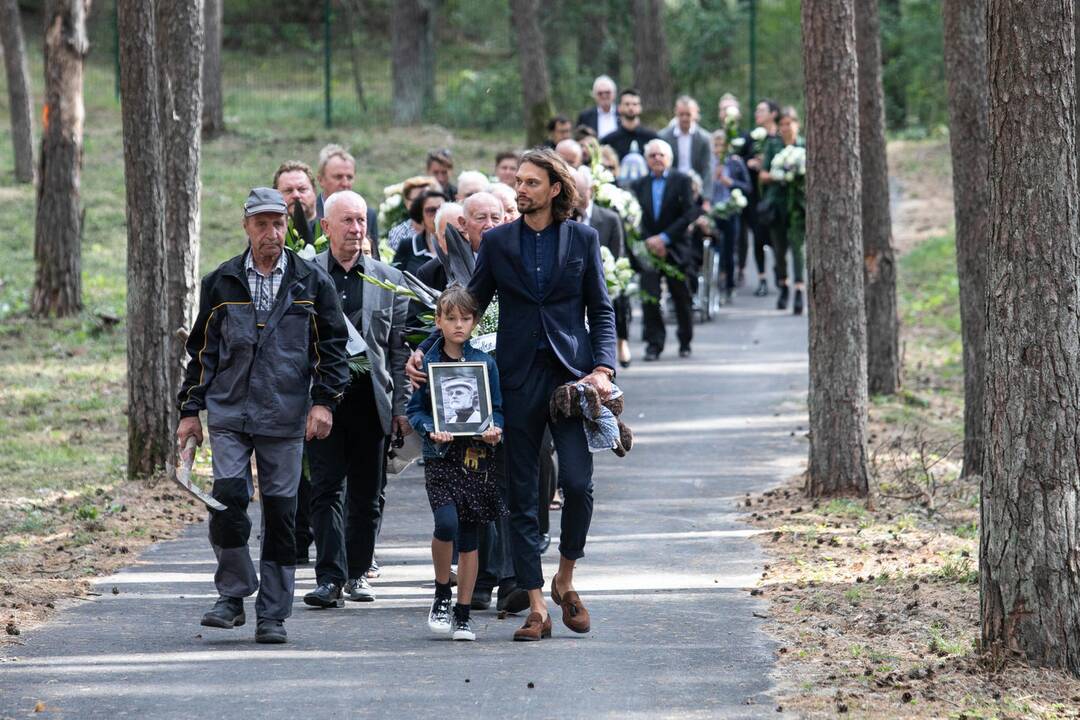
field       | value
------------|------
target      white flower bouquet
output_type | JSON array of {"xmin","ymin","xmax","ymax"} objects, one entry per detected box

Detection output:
[
  {"xmin": 769, "ymin": 145, "xmax": 807, "ymax": 183},
  {"xmin": 710, "ymin": 188, "xmax": 749, "ymax": 221},
  {"xmin": 377, "ymin": 183, "xmax": 408, "ymax": 239}
]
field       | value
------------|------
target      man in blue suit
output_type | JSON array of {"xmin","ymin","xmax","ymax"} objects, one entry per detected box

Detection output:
[{"xmin": 407, "ymin": 148, "xmax": 616, "ymax": 641}]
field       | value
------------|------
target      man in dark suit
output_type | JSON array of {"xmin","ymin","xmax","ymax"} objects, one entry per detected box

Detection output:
[
  {"xmin": 659, "ymin": 96, "xmax": 714, "ymax": 199},
  {"xmin": 407, "ymin": 149, "xmax": 616, "ymax": 641},
  {"xmin": 314, "ymin": 144, "xmax": 379, "ymax": 238},
  {"xmin": 576, "ymin": 75, "xmax": 619, "ymax": 139},
  {"xmin": 633, "ymin": 138, "xmax": 701, "ymax": 361}
]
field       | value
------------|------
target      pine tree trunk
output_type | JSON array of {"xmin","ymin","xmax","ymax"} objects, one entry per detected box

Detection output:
[
  {"xmin": 391, "ymin": 0, "xmax": 429, "ymax": 124},
  {"xmin": 509, "ymin": 0, "xmax": 554, "ymax": 146},
  {"xmin": 0, "ymin": 0, "xmax": 35, "ymax": 183},
  {"xmin": 880, "ymin": 0, "xmax": 906, "ymax": 129},
  {"xmin": 802, "ymin": 0, "xmax": 870, "ymax": 498},
  {"xmin": 119, "ymin": 0, "xmax": 172, "ymax": 479},
  {"xmin": 578, "ymin": 2, "xmax": 614, "ymax": 81},
  {"xmin": 342, "ymin": 0, "xmax": 367, "ymax": 111},
  {"xmin": 981, "ymin": 0, "xmax": 1080, "ymax": 673},
  {"xmin": 856, "ymin": 0, "xmax": 899, "ymax": 396},
  {"xmin": 157, "ymin": 0, "xmax": 203, "ymax": 408},
  {"xmin": 31, "ymin": 0, "xmax": 89, "ymax": 318},
  {"xmin": 942, "ymin": 0, "xmax": 990, "ymax": 480},
  {"xmin": 630, "ymin": 0, "xmax": 673, "ymax": 119},
  {"xmin": 200, "ymin": 0, "xmax": 224, "ymax": 136}
]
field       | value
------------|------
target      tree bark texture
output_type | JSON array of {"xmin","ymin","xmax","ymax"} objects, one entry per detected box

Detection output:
[
  {"xmin": 509, "ymin": 0, "xmax": 554, "ymax": 146},
  {"xmin": 119, "ymin": 0, "xmax": 172, "ymax": 479},
  {"xmin": 981, "ymin": 0, "xmax": 1080, "ymax": 673},
  {"xmin": 630, "ymin": 0, "xmax": 673, "ymax": 118},
  {"xmin": 343, "ymin": 0, "xmax": 368, "ymax": 111},
  {"xmin": 200, "ymin": 0, "xmax": 224, "ymax": 136},
  {"xmin": 0, "ymin": 0, "xmax": 35, "ymax": 183},
  {"xmin": 391, "ymin": 0, "xmax": 433, "ymax": 124},
  {"xmin": 880, "ymin": 0, "xmax": 906, "ymax": 129},
  {"xmin": 942, "ymin": 0, "xmax": 990, "ymax": 480},
  {"xmin": 578, "ymin": 2, "xmax": 616, "ymax": 82},
  {"xmin": 157, "ymin": 0, "xmax": 203, "ymax": 406},
  {"xmin": 802, "ymin": 0, "xmax": 870, "ymax": 498},
  {"xmin": 31, "ymin": 0, "xmax": 89, "ymax": 318},
  {"xmin": 855, "ymin": 0, "xmax": 900, "ymax": 396}
]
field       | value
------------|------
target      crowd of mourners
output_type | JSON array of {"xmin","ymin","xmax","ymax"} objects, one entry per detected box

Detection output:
[{"xmin": 174, "ymin": 75, "xmax": 806, "ymax": 645}]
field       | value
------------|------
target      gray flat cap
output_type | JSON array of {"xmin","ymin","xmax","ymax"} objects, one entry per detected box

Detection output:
[{"xmin": 244, "ymin": 187, "xmax": 287, "ymax": 216}]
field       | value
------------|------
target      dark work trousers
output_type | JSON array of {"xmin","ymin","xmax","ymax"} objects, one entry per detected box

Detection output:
[
  {"xmin": 737, "ymin": 204, "xmax": 751, "ymax": 274},
  {"xmin": 503, "ymin": 349, "xmax": 594, "ymax": 590},
  {"xmin": 306, "ymin": 377, "xmax": 388, "ymax": 586},
  {"xmin": 207, "ymin": 428, "xmax": 303, "ymax": 621},
  {"xmin": 294, "ymin": 458, "xmax": 313, "ymax": 556},
  {"xmin": 744, "ymin": 204, "xmax": 770, "ymax": 277},
  {"xmin": 718, "ymin": 215, "xmax": 740, "ymax": 291},
  {"xmin": 475, "ymin": 447, "xmax": 515, "ymax": 593},
  {"xmin": 641, "ymin": 264, "xmax": 694, "ymax": 354},
  {"xmin": 772, "ymin": 216, "xmax": 791, "ymax": 286}
]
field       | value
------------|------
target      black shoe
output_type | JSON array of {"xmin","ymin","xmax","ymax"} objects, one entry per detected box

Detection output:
[
  {"xmin": 496, "ymin": 584, "xmax": 531, "ymax": 614},
  {"xmin": 644, "ymin": 348, "xmax": 661, "ymax": 362},
  {"xmin": 255, "ymin": 618, "xmax": 287, "ymax": 644},
  {"xmin": 679, "ymin": 346, "xmax": 691, "ymax": 358},
  {"xmin": 470, "ymin": 588, "xmax": 492, "ymax": 610},
  {"xmin": 539, "ymin": 533, "xmax": 551, "ymax": 554},
  {"xmin": 777, "ymin": 285, "xmax": 789, "ymax": 310},
  {"xmin": 303, "ymin": 582, "xmax": 345, "ymax": 609},
  {"xmin": 201, "ymin": 596, "xmax": 245, "ymax": 629},
  {"xmin": 793, "ymin": 289, "xmax": 804, "ymax": 315},
  {"xmin": 619, "ymin": 359, "xmax": 631, "ymax": 369},
  {"xmin": 754, "ymin": 279, "xmax": 768, "ymax": 296}
]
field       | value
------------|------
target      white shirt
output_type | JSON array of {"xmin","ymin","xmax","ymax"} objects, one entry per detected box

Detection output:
[
  {"xmin": 673, "ymin": 124, "xmax": 696, "ymax": 174},
  {"xmin": 597, "ymin": 106, "xmax": 618, "ymax": 138}
]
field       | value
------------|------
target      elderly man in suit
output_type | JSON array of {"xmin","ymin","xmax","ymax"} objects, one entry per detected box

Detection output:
[
  {"xmin": 406, "ymin": 149, "xmax": 616, "ymax": 641},
  {"xmin": 576, "ymin": 75, "xmax": 619, "ymax": 139},
  {"xmin": 659, "ymin": 96, "xmax": 713, "ymax": 200},
  {"xmin": 301, "ymin": 190, "xmax": 413, "ymax": 609},
  {"xmin": 632, "ymin": 139, "xmax": 701, "ymax": 361}
]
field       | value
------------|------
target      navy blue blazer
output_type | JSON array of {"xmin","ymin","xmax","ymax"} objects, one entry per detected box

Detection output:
[{"xmin": 457, "ymin": 217, "xmax": 617, "ymax": 391}]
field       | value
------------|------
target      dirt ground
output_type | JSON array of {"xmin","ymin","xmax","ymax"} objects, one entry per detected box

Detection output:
[
  {"xmin": 750, "ymin": 140, "xmax": 1080, "ymax": 719},
  {"xmin": 1, "ymin": 474, "xmax": 206, "ymax": 646}
]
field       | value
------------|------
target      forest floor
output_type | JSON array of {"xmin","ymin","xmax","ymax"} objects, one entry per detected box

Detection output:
[{"xmin": 752, "ymin": 140, "xmax": 1080, "ymax": 719}]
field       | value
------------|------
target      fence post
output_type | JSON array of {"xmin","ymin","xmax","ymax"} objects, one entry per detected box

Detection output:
[
  {"xmin": 748, "ymin": 0, "xmax": 757, "ymax": 111},
  {"xmin": 324, "ymin": 0, "xmax": 332, "ymax": 128}
]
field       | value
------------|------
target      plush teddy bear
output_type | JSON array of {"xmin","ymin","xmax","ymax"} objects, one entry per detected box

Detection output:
[{"xmin": 549, "ymin": 382, "xmax": 633, "ymax": 456}]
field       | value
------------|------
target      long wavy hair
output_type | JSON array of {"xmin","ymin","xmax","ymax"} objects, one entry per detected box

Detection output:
[{"xmin": 518, "ymin": 148, "xmax": 579, "ymax": 223}]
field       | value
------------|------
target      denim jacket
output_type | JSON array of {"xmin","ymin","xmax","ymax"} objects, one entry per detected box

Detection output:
[{"xmin": 406, "ymin": 339, "xmax": 504, "ymax": 459}]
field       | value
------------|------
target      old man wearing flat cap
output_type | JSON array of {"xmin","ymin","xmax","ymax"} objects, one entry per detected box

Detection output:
[{"xmin": 176, "ymin": 187, "xmax": 350, "ymax": 644}]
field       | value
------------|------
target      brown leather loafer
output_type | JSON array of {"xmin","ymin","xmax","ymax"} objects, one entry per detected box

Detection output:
[
  {"xmin": 512, "ymin": 612, "xmax": 552, "ymax": 641},
  {"xmin": 551, "ymin": 575, "xmax": 591, "ymax": 634}
]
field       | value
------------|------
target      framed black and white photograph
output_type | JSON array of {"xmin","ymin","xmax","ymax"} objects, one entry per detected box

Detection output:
[{"xmin": 428, "ymin": 362, "xmax": 493, "ymax": 436}]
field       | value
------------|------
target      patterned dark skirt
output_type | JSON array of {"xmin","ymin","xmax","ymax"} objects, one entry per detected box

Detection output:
[{"xmin": 424, "ymin": 441, "xmax": 508, "ymax": 524}]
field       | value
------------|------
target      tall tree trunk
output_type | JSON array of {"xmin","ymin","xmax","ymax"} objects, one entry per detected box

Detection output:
[
  {"xmin": 31, "ymin": 0, "xmax": 89, "ymax": 318},
  {"xmin": 880, "ymin": 0, "xmax": 906, "ymax": 130},
  {"xmin": 391, "ymin": 0, "xmax": 430, "ymax": 124},
  {"xmin": 942, "ymin": 0, "xmax": 990, "ymax": 479},
  {"xmin": 856, "ymin": 0, "xmax": 899, "ymax": 396},
  {"xmin": 578, "ymin": 1, "xmax": 618, "ymax": 83},
  {"xmin": 0, "ymin": 0, "xmax": 35, "ymax": 183},
  {"xmin": 200, "ymin": 0, "xmax": 224, "ymax": 136},
  {"xmin": 802, "ymin": 0, "xmax": 870, "ymax": 498},
  {"xmin": 119, "ymin": 0, "xmax": 171, "ymax": 479},
  {"xmin": 157, "ymin": 0, "xmax": 203, "ymax": 409},
  {"xmin": 981, "ymin": 0, "xmax": 1080, "ymax": 673},
  {"xmin": 630, "ymin": 0, "xmax": 673, "ymax": 118},
  {"xmin": 343, "ymin": 0, "xmax": 367, "ymax": 111},
  {"xmin": 420, "ymin": 0, "xmax": 436, "ymax": 109},
  {"xmin": 510, "ymin": 0, "xmax": 554, "ymax": 146}
]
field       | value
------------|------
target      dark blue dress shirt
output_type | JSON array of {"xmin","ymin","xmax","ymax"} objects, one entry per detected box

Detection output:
[{"xmin": 520, "ymin": 221, "xmax": 559, "ymax": 348}]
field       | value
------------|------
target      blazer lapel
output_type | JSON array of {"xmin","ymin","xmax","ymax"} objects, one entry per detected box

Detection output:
[{"xmin": 542, "ymin": 222, "xmax": 572, "ymax": 300}]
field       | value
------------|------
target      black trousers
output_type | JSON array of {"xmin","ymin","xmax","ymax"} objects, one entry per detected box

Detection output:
[
  {"xmin": 306, "ymin": 379, "xmax": 388, "ymax": 585},
  {"xmin": 641, "ymin": 264, "xmax": 694, "ymax": 354},
  {"xmin": 503, "ymin": 349, "xmax": 594, "ymax": 590},
  {"xmin": 613, "ymin": 296, "xmax": 631, "ymax": 342},
  {"xmin": 294, "ymin": 459, "xmax": 313, "ymax": 554}
]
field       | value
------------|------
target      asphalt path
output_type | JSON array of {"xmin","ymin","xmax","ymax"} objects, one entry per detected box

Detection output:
[{"xmin": 1, "ymin": 280, "xmax": 809, "ymax": 719}]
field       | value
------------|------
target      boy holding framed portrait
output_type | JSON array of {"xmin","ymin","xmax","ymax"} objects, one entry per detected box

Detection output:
[{"xmin": 406, "ymin": 286, "xmax": 506, "ymax": 641}]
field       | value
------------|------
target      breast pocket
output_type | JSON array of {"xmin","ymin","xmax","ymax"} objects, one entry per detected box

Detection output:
[{"xmin": 279, "ymin": 303, "xmax": 315, "ymax": 353}]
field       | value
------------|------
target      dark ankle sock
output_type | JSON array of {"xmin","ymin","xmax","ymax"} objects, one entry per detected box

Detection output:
[
  {"xmin": 453, "ymin": 603, "xmax": 470, "ymax": 621},
  {"xmin": 435, "ymin": 581, "xmax": 452, "ymax": 600}
]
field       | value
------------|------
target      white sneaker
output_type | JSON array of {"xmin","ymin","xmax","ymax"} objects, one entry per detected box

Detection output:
[
  {"xmin": 344, "ymin": 577, "xmax": 375, "ymax": 602},
  {"xmin": 428, "ymin": 596, "xmax": 452, "ymax": 634},
  {"xmin": 451, "ymin": 614, "xmax": 475, "ymax": 641}
]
